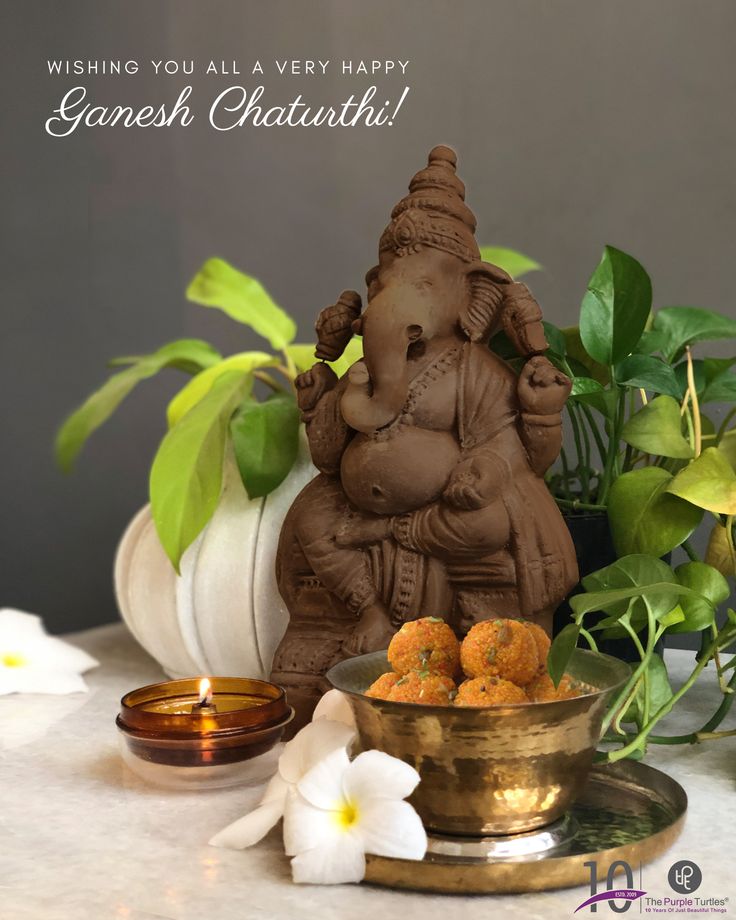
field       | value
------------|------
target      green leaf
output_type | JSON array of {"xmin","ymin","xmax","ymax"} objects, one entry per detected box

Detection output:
[
  {"xmin": 567, "ymin": 376, "xmax": 618, "ymax": 419},
  {"xmin": 614, "ymin": 355, "xmax": 681, "ymax": 398},
  {"xmin": 562, "ymin": 326, "xmax": 610, "ymax": 385},
  {"xmin": 166, "ymin": 352, "xmax": 276, "ymax": 427},
  {"xmin": 666, "ymin": 447, "xmax": 736, "ymax": 514},
  {"xmin": 186, "ymin": 258, "xmax": 297, "ymax": 349},
  {"xmin": 285, "ymin": 344, "xmax": 319, "ymax": 373},
  {"xmin": 658, "ymin": 606, "xmax": 686, "ymax": 628},
  {"xmin": 150, "ymin": 371, "xmax": 250, "ymax": 572},
  {"xmin": 666, "ymin": 561, "xmax": 726, "ymax": 634},
  {"xmin": 580, "ymin": 554, "xmax": 685, "ymax": 630},
  {"xmin": 107, "ymin": 340, "xmax": 221, "ymax": 376},
  {"xmin": 677, "ymin": 560, "xmax": 730, "ymax": 606},
  {"xmin": 285, "ymin": 338, "xmax": 364, "ymax": 379},
  {"xmin": 673, "ymin": 359, "xmax": 705, "ymax": 399},
  {"xmin": 621, "ymin": 396, "xmax": 693, "ymax": 459},
  {"xmin": 330, "ymin": 337, "xmax": 364, "ymax": 377},
  {"xmin": 570, "ymin": 377, "xmax": 604, "ymax": 398},
  {"xmin": 230, "ymin": 393, "xmax": 300, "ymax": 499},
  {"xmin": 547, "ymin": 624, "xmax": 580, "ymax": 687},
  {"xmin": 579, "ymin": 246, "xmax": 653, "ymax": 365},
  {"xmin": 571, "ymin": 582, "xmax": 696, "ymax": 620},
  {"xmin": 665, "ymin": 600, "xmax": 714, "ymax": 636},
  {"xmin": 607, "ymin": 467, "xmax": 703, "ymax": 557},
  {"xmin": 702, "ymin": 369, "xmax": 736, "ymax": 404},
  {"xmin": 633, "ymin": 329, "xmax": 668, "ymax": 356},
  {"xmin": 620, "ymin": 654, "xmax": 672, "ymax": 726},
  {"xmin": 479, "ymin": 246, "xmax": 541, "ymax": 278},
  {"xmin": 542, "ymin": 322, "xmax": 567, "ymax": 356},
  {"xmin": 651, "ymin": 306, "xmax": 736, "ymax": 363},
  {"xmin": 718, "ymin": 429, "xmax": 736, "ymax": 470},
  {"xmin": 55, "ymin": 339, "xmax": 222, "ymax": 472}
]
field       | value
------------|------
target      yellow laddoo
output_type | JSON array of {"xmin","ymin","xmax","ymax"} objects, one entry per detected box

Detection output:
[
  {"xmin": 386, "ymin": 670, "xmax": 456, "ymax": 705},
  {"xmin": 527, "ymin": 672, "xmax": 588, "ymax": 702},
  {"xmin": 365, "ymin": 672, "xmax": 400, "ymax": 700},
  {"xmin": 454, "ymin": 677, "xmax": 528, "ymax": 707},
  {"xmin": 387, "ymin": 616, "xmax": 460, "ymax": 677},
  {"xmin": 460, "ymin": 618, "xmax": 539, "ymax": 686},
  {"xmin": 523, "ymin": 621, "xmax": 551, "ymax": 670}
]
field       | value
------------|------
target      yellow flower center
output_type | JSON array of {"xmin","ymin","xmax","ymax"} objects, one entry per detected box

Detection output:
[
  {"xmin": 333, "ymin": 800, "xmax": 359, "ymax": 829},
  {"xmin": 1, "ymin": 652, "xmax": 27, "ymax": 668}
]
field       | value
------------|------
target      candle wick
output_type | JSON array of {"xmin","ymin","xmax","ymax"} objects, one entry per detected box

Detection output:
[{"xmin": 192, "ymin": 698, "xmax": 217, "ymax": 714}]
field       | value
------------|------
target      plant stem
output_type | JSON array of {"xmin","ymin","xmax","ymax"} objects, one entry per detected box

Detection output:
[
  {"xmin": 578, "ymin": 406, "xmax": 593, "ymax": 501},
  {"xmin": 686, "ymin": 346, "xmax": 702, "ymax": 457},
  {"xmin": 597, "ymin": 385, "xmax": 625, "ymax": 506},
  {"xmin": 568, "ymin": 405, "xmax": 590, "ymax": 502},
  {"xmin": 607, "ymin": 629, "xmax": 732, "ymax": 762},
  {"xmin": 683, "ymin": 405, "xmax": 695, "ymax": 452},
  {"xmin": 579, "ymin": 403, "xmax": 607, "ymax": 470},
  {"xmin": 281, "ymin": 349, "xmax": 298, "ymax": 384},
  {"xmin": 600, "ymin": 617, "xmax": 662, "ymax": 738},
  {"xmin": 555, "ymin": 498, "xmax": 607, "ymax": 512},
  {"xmin": 647, "ymin": 665, "xmax": 736, "ymax": 744},
  {"xmin": 253, "ymin": 371, "xmax": 287, "ymax": 393},
  {"xmin": 579, "ymin": 627, "xmax": 599, "ymax": 652},
  {"xmin": 682, "ymin": 539, "xmax": 699, "ymax": 562}
]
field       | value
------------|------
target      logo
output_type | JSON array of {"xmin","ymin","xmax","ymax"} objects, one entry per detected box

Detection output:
[
  {"xmin": 668, "ymin": 860, "xmax": 702, "ymax": 894},
  {"xmin": 575, "ymin": 860, "xmax": 646, "ymax": 913}
]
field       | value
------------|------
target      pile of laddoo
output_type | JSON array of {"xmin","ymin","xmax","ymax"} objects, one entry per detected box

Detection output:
[{"xmin": 365, "ymin": 616, "xmax": 586, "ymax": 707}]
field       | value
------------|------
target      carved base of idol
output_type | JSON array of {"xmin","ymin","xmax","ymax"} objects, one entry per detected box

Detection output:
[{"xmin": 272, "ymin": 145, "xmax": 579, "ymax": 733}]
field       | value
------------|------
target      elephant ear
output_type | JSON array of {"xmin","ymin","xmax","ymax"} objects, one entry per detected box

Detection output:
[{"xmin": 460, "ymin": 261, "xmax": 510, "ymax": 343}]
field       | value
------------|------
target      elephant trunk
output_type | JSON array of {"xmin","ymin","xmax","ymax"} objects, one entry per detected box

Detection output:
[{"xmin": 341, "ymin": 312, "xmax": 413, "ymax": 433}]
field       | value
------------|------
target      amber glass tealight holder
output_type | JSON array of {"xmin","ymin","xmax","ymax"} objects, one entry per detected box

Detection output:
[{"xmin": 116, "ymin": 677, "xmax": 293, "ymax": 790}]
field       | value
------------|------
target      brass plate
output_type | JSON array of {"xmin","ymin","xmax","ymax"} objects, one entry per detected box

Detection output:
[{"xmin": 364, "ymin": 760, "xmax": 687, "ymax": 894}]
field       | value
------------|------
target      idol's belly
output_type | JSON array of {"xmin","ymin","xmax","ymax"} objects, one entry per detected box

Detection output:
[{"xmin": 341, "ymin": 427, "xmax": 460, "ymax": 514}]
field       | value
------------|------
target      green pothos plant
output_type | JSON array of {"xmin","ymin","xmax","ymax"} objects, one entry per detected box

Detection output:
[
  {"xmin": 538, "ymin": 245, "xmax": 736, "ymax": 761},
  {"xmin": 56, "ymin": 247, "xmax": 534, "ymax": 574}
]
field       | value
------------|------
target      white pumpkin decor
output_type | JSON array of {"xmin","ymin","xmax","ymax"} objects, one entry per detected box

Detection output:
[{"xmin": 114, "ymin": 437, "xmax": 316, "ymax": 680}]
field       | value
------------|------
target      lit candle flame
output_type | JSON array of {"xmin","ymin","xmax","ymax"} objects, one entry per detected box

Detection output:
[{"xmin": 198, "ymin": 677, "xmax": 213, "ymax": 707}]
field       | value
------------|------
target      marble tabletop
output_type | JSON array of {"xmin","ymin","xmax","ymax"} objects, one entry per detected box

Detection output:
[{"xmin": 1, "ymin": 623, "xmax": 734, "ymax": 920}]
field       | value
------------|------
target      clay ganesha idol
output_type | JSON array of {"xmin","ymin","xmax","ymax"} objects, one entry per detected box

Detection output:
[{"xmin": 272, "ymin": 145, "xmax": 578, "ymax": 726}]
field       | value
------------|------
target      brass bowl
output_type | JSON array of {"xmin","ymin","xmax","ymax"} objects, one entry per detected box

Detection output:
[{"xmin": 327, "ymin": 648, "xmax": 629, "ymax": 836}]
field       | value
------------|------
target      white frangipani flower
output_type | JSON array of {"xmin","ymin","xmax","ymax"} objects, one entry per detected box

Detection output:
[
  {"xmin": 209, "ymin": 716, "xmax": 356, "ymax": 849},
  {"xmin": 284, "ymin": 747, "xmax": 427, "ymax": 885},
  {"xmin": 0, "ymin": 609, "xmax": 99, "ymax": 695},
  {"xmin": 312, "ymin": 688, "xmax": 356, "ymax": 728}
]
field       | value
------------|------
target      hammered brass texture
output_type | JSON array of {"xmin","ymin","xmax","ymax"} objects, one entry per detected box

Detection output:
[
  {"xmin": 327, "ymin": 648, "xmax": 629, "ymax": 836},
  {"xmin": 363, "ymin": 760, "xmax": 687, "ymax": 894}
]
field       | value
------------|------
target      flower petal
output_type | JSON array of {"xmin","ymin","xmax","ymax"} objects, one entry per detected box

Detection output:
[
  {"xmin": 23, "ymin": 635, "xmax": 99, "ymax": 674},
  {"xmin": 261, "ymin": 772, "xmax": 289, "ymax": 805},
  {"xmin": 0, "ymin": 609, "xmax": 46, "ymax": 638},
  {"xmin": 0, "ymin": 667, "xmax": 89, "ymax": 696},
  {"xmin": 358, "ymin": 799, "xmax": 428, "ymax": 860},
  {"xmin": 312, "ymin": 690, "xmax": 355, "ymax": 728},
  {"xmin": 343, "ymin": 750, "xmax": 420, "ymax": 804},
  {"xmin": 290, "ymin": 831, "xmax": 366, "ymax": 885},
  {"xmin": 283, "ymin": 789, "xmax": 338, "ymax": 857},
  {"xmin": 208, "ymin": 797, "xmax": 285, "ymax": 849},
  {"xmin": 296, "ymin": 747, "xmax": 350, "ymax": 810},
  {"xmin": 278, "ymin": 719, "xmax": 355, "ymax": 784}
]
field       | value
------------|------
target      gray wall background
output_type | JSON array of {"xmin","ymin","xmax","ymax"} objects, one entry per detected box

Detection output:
[{"xmin": 2, "ymin": 0, "xmax": 735, "ymax": 634}]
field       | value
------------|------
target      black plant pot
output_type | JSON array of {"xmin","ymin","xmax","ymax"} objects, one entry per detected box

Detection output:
[{"xmin": 554, "ymin": 511, "xmax": 661, "ymax": 662}]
